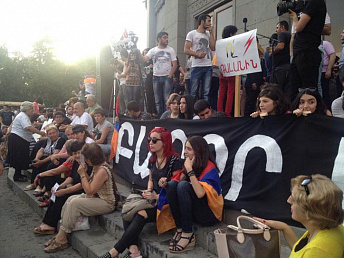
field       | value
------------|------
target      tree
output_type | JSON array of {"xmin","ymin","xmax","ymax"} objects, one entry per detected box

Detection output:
[{"xmin": 0, "ymin": 38, "xmax": 97, "ymax": 106}]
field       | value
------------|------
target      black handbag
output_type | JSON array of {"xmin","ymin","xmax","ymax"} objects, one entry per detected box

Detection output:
[{"xmin": 214, "ymin": 215, "xmax": 281, "ymax": 258}]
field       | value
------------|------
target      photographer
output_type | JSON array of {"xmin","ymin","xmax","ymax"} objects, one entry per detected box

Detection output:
[
  {"xmin": 288, "ymin": 0, "xmax": 327, "ymax": 101},
  {"xmin": 123, "ymin": 50, "xmax": 144, "ymax": 105}
]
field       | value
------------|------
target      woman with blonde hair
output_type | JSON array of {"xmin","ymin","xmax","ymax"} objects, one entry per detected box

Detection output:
[
  {"xmin": 160, "ymin": 93, "xmax": 181, "ymax": 119},
  {"xmin": 256, "ymin": 174, "xmax": 344, "ymax": 257}
]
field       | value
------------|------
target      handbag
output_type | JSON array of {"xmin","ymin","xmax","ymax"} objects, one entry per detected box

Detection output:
[
  {"xmin": 73, "ymin": 216, "xmax": 90, "ymax": 231},
  {"xmin": 121, "ymin": 193, "xmax": 156, "ymax": 222},
  {"xmin": 214, "ymin": 215, "xmax": 281, "ymax": 258}
]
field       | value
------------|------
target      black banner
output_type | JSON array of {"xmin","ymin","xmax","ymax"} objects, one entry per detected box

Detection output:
[{"xmin": 113, "ymin": 115, "xmax": 344, "ymax": 223}]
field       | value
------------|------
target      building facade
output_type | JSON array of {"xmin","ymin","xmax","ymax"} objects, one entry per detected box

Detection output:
[{"xmin": 146, "ymin": 0, "xmax": 344, "ymax": 67}]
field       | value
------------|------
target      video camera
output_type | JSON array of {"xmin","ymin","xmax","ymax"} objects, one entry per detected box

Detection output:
[{"xmin": 277, "ymin": 0, "xmax": 309, "ymax": 16}]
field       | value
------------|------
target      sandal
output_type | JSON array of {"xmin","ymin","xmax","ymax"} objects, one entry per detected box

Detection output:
[
  {"xmin": 45, "ymin": 236, "xmax": 56, "ymax": 247},
  {"xmin": 39, "ymin": 199, "xmax": 51, "ymax": 207},
  {"xmin": 25, "ymin": 184, "xmax": 35, "ymax": 191},
  {"xmin": 38, "ymin": 195, "xmax": 49, "ymax": 202},
  {"xmin": 169, "ymin": 230, "xmax": 182, "ymax": 250},
  {"xmin": 34, "ymin": 191, "xmax": 45, "ymax": 197},
  {"xmin": 98, "ymin": 252, "xmax": 112, "ymax": 258},
  {"xmin": 44, "ymin": 239, "xmax": 69, "ymax": 253},
  {"xmin": 33, "ymin": 186, "xmax": 43, "ymax": 194},
  {"xmin": 33, "ymin": 226, "xmax": 55, "ymax": 235},
  {"xmin": 123, "ymin": 251, "xmax": 142, "ymax": 258},
  {"xmin": 170, "ymin": 233, "xmax": 195, "ymax": 253}
]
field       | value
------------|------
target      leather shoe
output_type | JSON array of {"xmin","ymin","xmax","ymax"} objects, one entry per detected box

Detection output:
[{"xmin": 13, "ymin": 175, "xmax": 28, "ymax": 182}]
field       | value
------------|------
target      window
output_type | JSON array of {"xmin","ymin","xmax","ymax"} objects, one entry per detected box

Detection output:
[{"xmin": 212, "ymin": 2, "xmax": 234, "ymax": 40}]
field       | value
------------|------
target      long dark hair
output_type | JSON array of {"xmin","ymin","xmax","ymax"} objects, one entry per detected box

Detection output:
[
  {"xmin": 256, "ymin": 84, "xmax": 289, "ymax": 115},
  {"xmin": 292, "ymin": 89, "xmax": 327, "ymax": 115},
  {"xmin": 178, "ymin": 95, "xmax": 195, "ymax": 119},
  {"xmin": 187, "ymin": 136, "xmax": 217, "ymax": 177}
]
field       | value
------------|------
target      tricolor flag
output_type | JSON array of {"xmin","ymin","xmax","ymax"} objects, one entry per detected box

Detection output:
[{"xmin": 109, "ymin": 120, "xmax": 120, "ymax": 161}]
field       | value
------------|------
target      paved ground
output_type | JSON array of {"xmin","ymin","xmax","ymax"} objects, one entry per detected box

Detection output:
[{"xmin": 0, "ymin": 169, "xmax": 81, "ymax": 258}]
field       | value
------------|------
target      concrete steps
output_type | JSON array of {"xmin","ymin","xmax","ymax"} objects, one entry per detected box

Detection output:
[
  {"xmin": 7, "ymin": 167, "xmax": 305, "ymax": 257},
  {"xmin": 7, "ymin": 168, "xmax": 217, "ymax": 258}
]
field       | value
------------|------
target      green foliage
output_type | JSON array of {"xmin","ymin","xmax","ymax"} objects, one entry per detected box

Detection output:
[{"xmin": 0, "ymin": 38, "xmax": 97, "ymax": 106}]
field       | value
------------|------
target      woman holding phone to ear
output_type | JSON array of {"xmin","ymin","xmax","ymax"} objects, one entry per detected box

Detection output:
[
  {"xmin": 165, "ymin": 136, "xmax": 223, "ymax": 254},
  {"xmin": 44, "ymin": 143, "xmax": 117, "ymax": 253},
  {"xmin": 100, "ymin": 127, "xmax": 182, "ymax": 258}
]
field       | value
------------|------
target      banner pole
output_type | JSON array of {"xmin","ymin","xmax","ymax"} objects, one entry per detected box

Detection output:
[{"xmin": 234, "ymin": 75, "xmax": 241, "ymax": 117}]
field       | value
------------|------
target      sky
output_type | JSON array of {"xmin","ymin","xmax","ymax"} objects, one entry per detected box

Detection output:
[{"xmin": 0, "ymin": 0, "xmax": 147, "ymax": 64}]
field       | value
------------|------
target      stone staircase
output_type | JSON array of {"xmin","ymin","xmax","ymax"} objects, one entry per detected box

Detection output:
[{"xmin": 7, "ymin": 168, "xmax": 304, "ymax": 257}]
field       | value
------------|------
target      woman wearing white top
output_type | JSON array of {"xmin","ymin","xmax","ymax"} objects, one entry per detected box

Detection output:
[
  {"xmin": 93, "ymin": 108, "xmax": 114, "ymax": 157},
  {"xmin": 7, "ymin": 101, "xmax": 46, "ymax": 181}
]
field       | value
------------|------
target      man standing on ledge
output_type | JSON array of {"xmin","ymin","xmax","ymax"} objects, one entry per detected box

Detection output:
[
  {"xmin": 144, "ymin": 32, "xmax": 177, "ymax": 118},
  {"xmin": 288, "ymin": 0, "xmax": 326, "ymax": 101},
  {"xmin": 184, "ymin": 14, "xmax": 215, "ymax": 101}
]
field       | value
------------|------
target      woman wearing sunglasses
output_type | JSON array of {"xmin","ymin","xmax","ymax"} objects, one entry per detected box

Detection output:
[
  {"xmin": 292, "ymin": 88, "xmax": 332, "ymax": 117},
  {"xmin": 250, "ymin": 84, "xmax": 289, "ymax": 118},
  {"xmin": 166, "ymin": 136, "xmax": 223, "ymax": 254},
  {"xmin": 100, "ymin": 127, "xmax": 182, "ymax": 258},
  {"xmin": 255, "ymin": 174, "xmax": 344, "ymax": 257}
]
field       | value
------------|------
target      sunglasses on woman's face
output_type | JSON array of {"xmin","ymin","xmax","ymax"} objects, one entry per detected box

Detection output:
[{"xmin": 147, "ymin": 137, "xmax": 162, "ymax": 144}]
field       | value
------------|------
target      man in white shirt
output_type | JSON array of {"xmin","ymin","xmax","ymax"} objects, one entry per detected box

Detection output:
[
  {"xmin": 144, "ymin": 32, "xmax": 177, "ymax": 118},
  {"xmin": 71, "ymin": 102, "xmax": 94, "ymax": 133},
  {"xmin": 184, "ymin": 14, "xmax": 215, "ymax": 101}
]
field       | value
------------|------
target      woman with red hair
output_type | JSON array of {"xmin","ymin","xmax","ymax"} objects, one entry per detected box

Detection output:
[{"xmin": 100, "ymin": 127, "xmax": 182, "ymax": 258}]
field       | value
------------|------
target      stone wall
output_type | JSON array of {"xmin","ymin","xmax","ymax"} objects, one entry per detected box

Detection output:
[{"xmin": 147, "ymin": 0, "xmax": 344, "ymax": 67}]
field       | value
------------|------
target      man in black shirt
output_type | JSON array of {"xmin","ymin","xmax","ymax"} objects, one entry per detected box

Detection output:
[
  {"xmin": 0, "ymin": 105, "xmax": 14, "ymax": 126},
  {"xmin": 288, "ymin": 0, "xmax": 326, "ymax": 101},
  {"xmin": 271, "ymin": 21, "xmax": 291, "ymax": 95}
]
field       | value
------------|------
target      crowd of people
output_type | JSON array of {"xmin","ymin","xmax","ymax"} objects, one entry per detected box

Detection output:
[
  {"xmin": 1, "ymin": 1, "xmax": 344, "ymax": 257},
  {"xmin": 110, "ymin": 12, "xmax": 344, "ymax": 121}
]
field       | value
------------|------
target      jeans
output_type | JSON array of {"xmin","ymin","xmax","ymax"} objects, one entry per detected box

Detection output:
[
  {"xmin": 165, "ymin": 180, "xmax": 219, "ymax": 233},
  {"xmin": 190, "ymin": 66, "xmax": 212, "ymax": 101},
  {"xmin": 153, "ymin": 76, "xmax": 173, "ymax": 118},
  {"xmin": 125, "ymin": 86, "xmax": 141, "ymax": 104}
]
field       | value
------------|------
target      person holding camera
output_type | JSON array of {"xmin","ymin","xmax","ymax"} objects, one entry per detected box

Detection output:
[
  {"xmin": 123, "ymin": 50, "xmax": 144, "ymax": 105},
  {"xmin": 288, "ymin": 0, "xmax": 327, "ymax": 102}
]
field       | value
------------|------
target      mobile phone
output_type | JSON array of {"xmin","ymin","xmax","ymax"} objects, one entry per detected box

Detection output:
[{"xmin": 80, "ymin": 154, "xmax": 86, "ymax": 166}]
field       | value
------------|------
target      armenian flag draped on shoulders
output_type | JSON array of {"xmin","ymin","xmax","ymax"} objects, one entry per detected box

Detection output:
[{"xmin": 156, "ymin": 160, "xmax": 224, "ymax": 234}]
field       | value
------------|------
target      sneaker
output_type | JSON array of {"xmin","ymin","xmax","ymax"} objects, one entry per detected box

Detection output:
[{"xmin": 13, "ymin": 175, "xmax": 28, "ymax": 182}]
